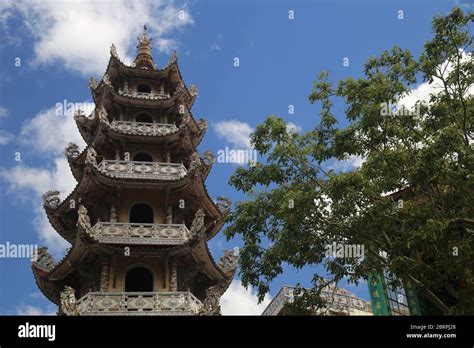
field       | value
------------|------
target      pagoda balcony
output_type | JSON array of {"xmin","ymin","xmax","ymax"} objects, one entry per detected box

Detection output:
[
  {"xmin": 110, "ymin": 120, "xmax": 179, "ymax": 137},
  {"xmin": 97, "ymin": 160, "xmax": 188, "ymax": 181},
  {"xmin": 89, "ymin": 221, "xmax": 192, "ymax": 245},
  {"xmin": 76, "ymin": 291, "xmax": 203, "ymax": 316},
  {"xmin": 118, "ymin": 89, "xmax": 171, "ymax": 100}
]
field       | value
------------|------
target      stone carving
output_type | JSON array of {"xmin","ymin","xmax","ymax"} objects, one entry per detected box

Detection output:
[
  {"xmin": 199, "ymin": 284, "xmax": 222, "ymax": 315},
  {"xmin": 218, "ymin": 249, "xmax": 238, "ymax": 273},
  {"xmin": 166, "ymin": 206, "xmax": 173, "ymax": 224},
  {"xmin": 75, "ymin": 292, "xmax": 202, "ymax": 315},
  {"xmin": 197, "ymin": 118, "xmax": 208, "ymax": 133},
  {"xmin": 103, "ymin": 73, "xmax": 112, "ymax": 87},
  {"xmin": 33, "ymin": 247, "xmax": 56, "ymax": 270},
  {"xmin": 111, "ymin": 120, "xmax": 178, "ymax": 136},
  {"xmin": 202, "ymin": 150, "xmax": 215, "ymax": 167},
  {"xmin": 216, "ymin": 196, "xmax": 232, "ymax": 216},
  {"xmin": 189, "ymin": 84, "xmax": 198, "ymax": 97},
  {"xmin": 42, "ymin": 191, "xmax": 61, "ymax": 209},
  {"xmin": 77, "ymin": 205, "xmax": 91, "ymax": 231},
  {"xmin": 179, "ymin": 113, "xmax": 190, "ymax": 129},
  {"xmin": 189, "ymin": 209, "xmax": 205, "ymax": 238},
  {"xmin": 85, "ymin": 147, "xmax": 98, "ymax": 167},
  {"xmin": 60, "ymin": 286, "xmax": 79, "ymax": 316},
  {"xmin": 118, "ymin": 89, "xmax": 170, "ymax": 100},
  {"xmin": 110, "ymin": 43, "xmax": 118, "ymax": 58},
  {"xmin": 188, "ymin": 152, "xmax": 202, "ymax": 172},
  {"xmin": 65, "ymin": 143, "xmax": 80, "ymax": 159},
  {"xmin": 88, "ymin": 77, "xmax": 98, "ymax": 90},
  {"xmin": 89, "ymin": 222, "xmax": 191, "ymax": 245},
  {"xmin": 98, "ymin": 160, "xmax": 187, "ymax": 181},
  {"xmin": 96, "ymin": 106, "xmax": 109, "ymax": 124}
]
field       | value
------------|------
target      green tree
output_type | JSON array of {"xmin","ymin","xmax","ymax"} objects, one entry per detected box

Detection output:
[{"xmin": 225, "ymin": 8, "xmax": 474, "ymax": 315}]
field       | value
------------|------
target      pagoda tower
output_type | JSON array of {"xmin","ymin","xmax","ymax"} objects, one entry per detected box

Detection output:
[{"xmin": 32, "ymin": 27, "xmax": 236, "ymax": 316}]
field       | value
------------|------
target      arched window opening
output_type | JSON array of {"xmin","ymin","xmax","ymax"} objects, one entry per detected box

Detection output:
[
  {"xmin": 135, "ymin": 113, "xmax": 153, "ymax": 123},
  {"xmin": 129, "ymin": 203, "xmax": 154, "ymax": 223},
  {"xmin": 125, "ymin": 267, "xmax": 154, "ymax": 292},
  {"xmin": 137, "ymin": 84, "xmax": 151, "ymax": 93},
  {"xmin": 133, "ymin": 152, "xmax": 153, "ymax": 162}
]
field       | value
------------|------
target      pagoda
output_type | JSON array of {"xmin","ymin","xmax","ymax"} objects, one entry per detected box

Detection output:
[{"xmin": 32, "ymin": 27, "xmax": 236, "ymax": 316}]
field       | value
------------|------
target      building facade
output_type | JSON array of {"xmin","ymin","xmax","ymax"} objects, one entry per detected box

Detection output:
[
  {"xmin": 262, "ymin": 285, "xmax": 373, "ymax": 316},
  {"xmin": 32, "ymin": 27, "xmax": 236, "ymax": 316}
]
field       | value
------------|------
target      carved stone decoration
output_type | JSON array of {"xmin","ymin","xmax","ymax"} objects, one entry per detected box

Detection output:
[
  {"xmin": 100, "ymin": 262, "xmax": 110, "ymax": 292},
  {"xmin": 189, "ymin": 84, "xmax": 198, "ymax": 97},
  {"xmin": 96, "ymin": 106, "xmax": 109, "ymax": 124},
  {"xmin": 103, "ymin": 73, "xmax": 112, "ymax": 87},
  {"xmin": 64, "ymin": 143, "xmax": 80, "ymax": 159},
  {"xmin": 218, "ymin": 249, "xmax": 238, "ymax": 274},
  {"xmin": 110, "ymin": 43, "xmax": 119, "ymax": 58},
  {"xmin": 189, "ymin": 209, "xmax": 205, "ymax": 239},
  {"xmin": 188, "ymin": 152, "xmax": 201, "ymax": 172},
  {"xmin": 197, "ymin": 118, "xmax": 208, "ymax": 133},
  {"xmin": 88, "ymin": 77, "xmax": 98, "ymax": 90},
  {"xmin": 178, "ymin": 113, "xmax": 190, "ymax": 129},
  {"xmin": 42, "ymin": 191, "xmax": 61, "ymax": 209},
  {"xmin": 199, "ymin": 284, "xmax": 222, "ymax": 316},
  {"xmin": 60, "ymin": 286, "xmax": 79, "ymax": 316},
  {"xmin": 202, "ymin": 150, "xmax": 215, "ymax": 167},
  {"xmin": 77, "ymin": 205, "xmax": 91, "ymax": 231},
  {"xmin": 85, "ymin": 146, "xmax": 98, "ymax": 167},
  {"xmin": 169, "ymin": 262, "xmax": 178, "ymax": 292},
  {"xmin": 98, "ymin": 160, "xmax": 187, "ymax": 181},
  {"xmin": 165, "ymin": 206, "xmax": 173, "ymax": 224},
  {"xmin": 33, "ymin": 247, "xmax": 56, "ymax": 271},
  {"xmin": 216, "ymin": 196, "xmax": 232, "ymax": 216}
]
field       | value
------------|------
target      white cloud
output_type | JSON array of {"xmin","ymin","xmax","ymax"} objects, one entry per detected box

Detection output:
[
  {"xmin": 0, "ymin": 106, "xmax": 7, "ymax": 118},
  {"xmin": 220, "ymin": 280, "xmax": 272, "ymax": 315},
  {"xmin": 399, "ymin": 51, "xmax": 473, "ymax": 110},
  {"xmin": 2, "ymin": 0, "xmax": 194, "ymax": 75},
  {"xmin": 286, "ymin": 122, "xmax": 301, "ymax": 134},
  {"xmin": 213, "ymin": 120, "xmax": 253, "ymax": 149},
  {"xmin": 329, "ymin": 155, "xmax": 365, "ymax": 172},
  {"xmin": 209, "ymin": 43, "xmax": 221, "ymax": 52},
  {"xmin": 20, "ymin": 105, "xmax": 87, "ymax": 156},
  {"xmin": 16, "ymin": 304, "xmax": 56, "ymax": 316},
  {"xmin": 0, "ymin": 104, "xmax": 87, "ymax": 254},
  {"xmin": 0, "ymin": 130, "xmax": 13, "ymax": 145}
]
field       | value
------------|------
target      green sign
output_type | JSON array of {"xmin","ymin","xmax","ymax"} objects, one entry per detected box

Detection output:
[
  {"xmin": 404, "ymin": 280, "xmax": 422, "ymax": 315},
  {"xmin": 368, "ymin": 274, "xmax": 391, "ymax": 315}
]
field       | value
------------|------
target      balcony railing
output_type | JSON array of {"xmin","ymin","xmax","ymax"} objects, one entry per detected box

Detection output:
[
  {"xmin": 118, "ymin": 89, "xmax": 171, "ymax": 100},
  {"xmin": 110, "ymin": 120, "xmax": 179, "ymax": 137},
  {"xmin": 89, "ymin": 222, "xmax": 192, "ymax": 245},
  {"xmin": 76, "ymin": 292, "xmax": 203, "ymax": 315},
  {"xmin": 97, "ymin": 160, "xmax": 188, "ymax": 181}
]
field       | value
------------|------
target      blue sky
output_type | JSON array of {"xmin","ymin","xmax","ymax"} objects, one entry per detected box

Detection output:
[{"xmin": 0, "ymin": 0, "xmax": 469, "ymax": 315}]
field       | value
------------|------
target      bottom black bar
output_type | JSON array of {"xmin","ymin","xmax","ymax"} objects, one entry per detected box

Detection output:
[{"xmin": 0, "ymin": 316, "xmax": 472, "ymax": 346}]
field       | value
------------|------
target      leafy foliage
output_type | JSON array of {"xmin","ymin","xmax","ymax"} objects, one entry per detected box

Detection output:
[{"xmin": 225, "ymin": 8, "xmax": 474, "ymax": 315}]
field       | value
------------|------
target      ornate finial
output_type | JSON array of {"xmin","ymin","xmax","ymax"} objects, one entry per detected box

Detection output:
[
  {"xmin": 110, "ymin": 43, "xmax": 118, "ymax": 58},
  {"xmin": 137, "ymin": 24, "xmax": 152, "ymax": 46},
  {"xmin": 88, "ymin": 77, "xmax": 98, "ymax": 90},
  {"xmin": 42, "ymin": 191, "xmax": 61, "ymax": 209},
  {"xmin": 65, "ymin": 143, "xmax": 80, "ymax": 159},
  {"xmin": 219, "ymin": 249, "xmax": 238, "ymax": 273}
]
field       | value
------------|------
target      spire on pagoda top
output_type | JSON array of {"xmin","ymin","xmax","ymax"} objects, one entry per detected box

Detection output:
[{"xmin": 134, "ymin": 25, "xmax": 156, "ymax": 69}]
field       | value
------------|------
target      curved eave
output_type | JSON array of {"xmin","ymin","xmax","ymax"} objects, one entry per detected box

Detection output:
[
  {"xmin": 191, "ymin": 239, "xmax": 228, "ymax": 282},
  {"xmin": 190, "ymin": 174, "xmax": 227, "ymax": 240}
]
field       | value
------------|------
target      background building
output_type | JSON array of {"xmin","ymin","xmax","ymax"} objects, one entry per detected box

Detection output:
[{"xmin": 262, "ymin": 285, "xmax": 373, "ymax": 316}]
